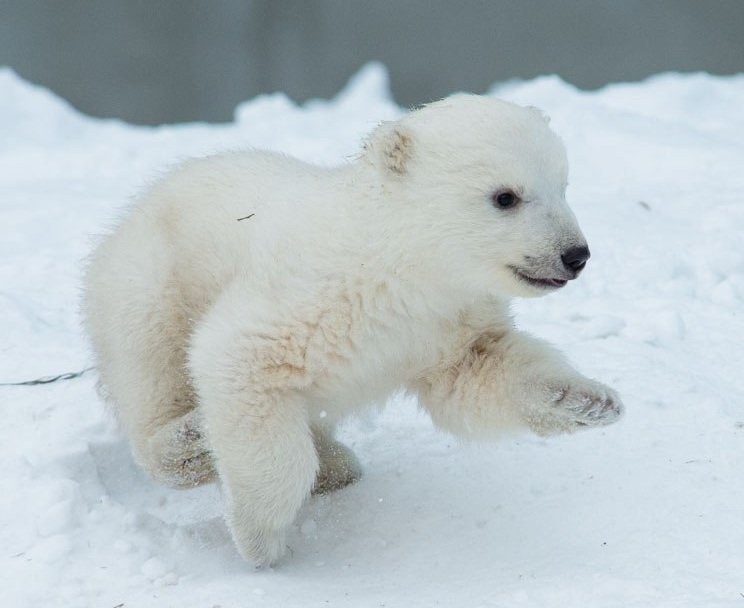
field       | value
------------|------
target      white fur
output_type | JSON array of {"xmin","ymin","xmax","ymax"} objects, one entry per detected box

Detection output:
[{"xmin": 83, "ymin": 94, "xmax": 623, "ymax": 565}]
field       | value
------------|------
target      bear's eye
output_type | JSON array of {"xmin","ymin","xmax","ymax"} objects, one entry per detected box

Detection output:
[{"xmin": 491, "ymin": 190, "xmax": 520, "ymax": 209}]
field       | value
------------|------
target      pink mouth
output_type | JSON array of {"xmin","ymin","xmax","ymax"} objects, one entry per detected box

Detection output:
[{"xmin": 512, "ymin": 269, "xmax": 568, "ymax": 289}]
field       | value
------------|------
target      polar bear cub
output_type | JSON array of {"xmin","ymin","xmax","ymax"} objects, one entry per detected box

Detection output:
[{"xmin": 83, "ymin": 94, "xmax": 623, "ymax": 565}]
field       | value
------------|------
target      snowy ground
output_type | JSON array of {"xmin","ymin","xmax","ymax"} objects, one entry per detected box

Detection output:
[{"xmin": 1, "ymin": 63, "xmax": 743, "ymax": 607}]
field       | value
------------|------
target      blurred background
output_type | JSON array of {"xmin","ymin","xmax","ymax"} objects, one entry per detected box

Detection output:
[{"xmin": 1, "ymin": 0, "xmax": 743, "ymax": 125}]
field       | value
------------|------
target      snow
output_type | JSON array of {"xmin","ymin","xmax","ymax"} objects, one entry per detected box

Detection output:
[{"xmin": 1, "ymin": 62, "xmax": 743, "ymax": 607}]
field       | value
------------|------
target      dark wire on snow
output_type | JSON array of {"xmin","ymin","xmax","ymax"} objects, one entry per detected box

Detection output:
[{"xmin": 0, "ymin": 366, "xmax": 95, "ymax": 386}]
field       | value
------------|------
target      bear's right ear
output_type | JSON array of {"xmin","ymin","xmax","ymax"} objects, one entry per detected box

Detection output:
[{"xmin": 363, "ymin": 122, "xmax": 415, "ymax": 175}]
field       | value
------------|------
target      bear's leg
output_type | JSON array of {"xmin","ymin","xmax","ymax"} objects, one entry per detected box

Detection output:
[
  {"xmin": 102, "ymin": 337, "xmax": 216, "ymax": 489},
  {"xmin": 85, "ymin": 242, "xmax": 217, "ymax": 488},
  {"xmin": 146, "ymin": 408, "xmax": 216, "ymax": 488},
  {"xmin": 94, "ymin": 334, "xmax": 217, "ymax": 489},
  {"xmin": 413, "ymin": 329, "xmax": 623, "ymax": 438},
  {"xmin": 190, "ymin": 317, "xmax": 320, "ymax": 565},
  {"xmin": 311, "ymin": 426, "xmax": 362, "ymax": 494},
  {"xmin": 202, "ymin": 389, "xmax": 318, "ymax": 565}
]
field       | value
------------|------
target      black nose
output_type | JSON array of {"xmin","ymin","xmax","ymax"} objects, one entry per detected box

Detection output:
[{"xmin": 561, "ymin": 246, "xmax": 591, "ymax": 272}]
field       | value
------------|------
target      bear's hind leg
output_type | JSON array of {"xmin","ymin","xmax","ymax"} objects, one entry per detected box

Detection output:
[
  {"xmin": 312, "ymin": 426, "xmax": 362, "ymax": 495},
  {"xmin": 147, "ymin": 408, "xmax": 216, "ymax": 488}
]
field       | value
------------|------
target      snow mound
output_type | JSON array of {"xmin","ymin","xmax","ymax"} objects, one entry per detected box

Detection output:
[{"xmin": 0, "ymin": 67, "xmax": 90, "ymax": 146}]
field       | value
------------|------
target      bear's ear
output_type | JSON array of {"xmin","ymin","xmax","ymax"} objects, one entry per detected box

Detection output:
[
  {"xmin": 364, "ymin": 122, "xmax": 415, "ymax": 175},
  {"xmin": 526, "ymin": 105, "xmax": 551, "ymax": 124}
]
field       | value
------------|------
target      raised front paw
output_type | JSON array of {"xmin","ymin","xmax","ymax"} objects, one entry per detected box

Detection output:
[{"xmin": 523, "ymin": 377, "xmax": 624, "ymax": 436}]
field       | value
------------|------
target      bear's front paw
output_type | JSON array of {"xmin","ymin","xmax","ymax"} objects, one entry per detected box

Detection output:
[
  {"xmin": 523, "ymin": 377, "xmax": 623, "ymax": 436},
  {"xmin": 228, "ymin": 517, "xmax": 288, "ymax": 567}
]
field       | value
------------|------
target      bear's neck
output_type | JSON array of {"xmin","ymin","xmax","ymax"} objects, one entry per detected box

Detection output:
[{"xmin": 307, "ymin": 163, "xmax": 491, "ymax": 321}]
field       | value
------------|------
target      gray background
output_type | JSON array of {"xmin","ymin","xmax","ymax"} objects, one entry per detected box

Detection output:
[{"xmin": 2, "ymin": 0, "xmax": 743, "ymax": 125}]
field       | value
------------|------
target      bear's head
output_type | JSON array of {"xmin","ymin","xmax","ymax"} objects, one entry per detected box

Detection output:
[{"xmin": 364, "ymin": 94, "xmax": 590, "ymax": 299}]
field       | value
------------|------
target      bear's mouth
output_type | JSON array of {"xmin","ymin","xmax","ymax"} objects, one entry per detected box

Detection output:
[{"xmin": 511, "ymin": 267, "xmax": 568, "ymax": 290}]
